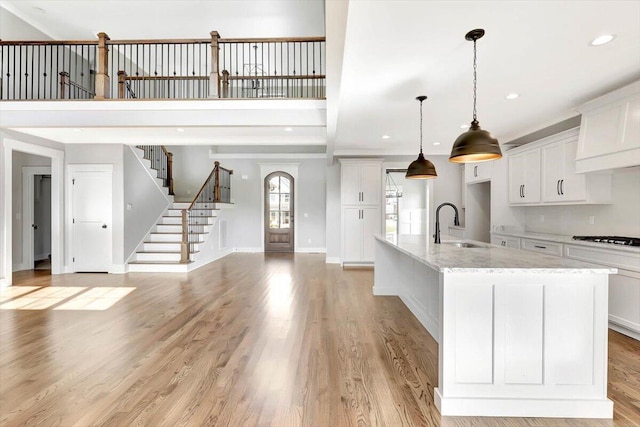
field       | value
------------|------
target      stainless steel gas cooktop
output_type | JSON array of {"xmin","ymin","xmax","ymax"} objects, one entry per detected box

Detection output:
[{"xmin": 572, "ymin": 236, "xmax": 640, "ymax": 246}]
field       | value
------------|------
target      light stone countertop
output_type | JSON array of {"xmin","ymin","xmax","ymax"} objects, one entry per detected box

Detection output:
[
  {"xmin": 490, "ymin": 230, "xmax": 640, "ymax": 254},
  {"xmin": 375, "ymin": 234, "xmax": 617, "ymax": 274}
]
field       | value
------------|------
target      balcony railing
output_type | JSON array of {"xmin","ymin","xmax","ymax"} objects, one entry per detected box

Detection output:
[{"xmin": 0, "ymin": 31, "xmax": 325, "ymax": 101}]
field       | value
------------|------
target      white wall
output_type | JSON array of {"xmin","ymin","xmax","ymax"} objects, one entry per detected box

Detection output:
[
  {"xmin": 0, "ymin": 6, "xmax": 50, "ymax": 40},
  {"xmin": 11, "ymin": 151, "xmax": 51, "ymax": 270},
  {"xmin": 123, "ymin": 146, "xmax": 171, "ymax": 261},
  {"xmin": 524, "ymin": 167, "xmax": 640, "ymax": 237},
  {"xmin": 466, "ymin": 181, "xmax": 491, "ymax": 242},
  {"xmin": 167, "ymin": 145, "xmax": 327, "ymax": 251},
  {"xmin": 65, "ymin": 144, "xmax": 125, "ymax": 266}
]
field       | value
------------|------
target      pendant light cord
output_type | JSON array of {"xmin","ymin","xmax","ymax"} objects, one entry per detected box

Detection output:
[
  {"xmin": 419, "ymin": 99, "xmax": 424, "ymax": 154},
  {"xmin": 472, "ymin": 39, "xmax": 478, "ymax": 122}
]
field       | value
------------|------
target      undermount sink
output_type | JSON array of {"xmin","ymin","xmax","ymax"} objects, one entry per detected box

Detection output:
[{"xmin": 443, "ymin": 241, "xmax": 486, "ymax": 248}]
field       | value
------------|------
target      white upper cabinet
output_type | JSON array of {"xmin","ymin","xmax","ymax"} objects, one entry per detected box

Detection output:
[
  {"xmin": 508, "ymin": 128, "xmax": 611, "ymax": 206},
  {"xmin": 542, "ymin": 137, "xmax": 587, "ymax": 202},
  {"xmin": 508, "ymin": 148, "xmax": 541, "ymax": 204},
  {"xmin": 340, "ymin": 160, "xmax": 382, "ymax": 206},
  {"xmin": 576, "ymin": 81, "xmax": 640, "ymax": 173},
  {"xmin": 465, "ymin": 162, "xmax": 492, "ymax": 184}
]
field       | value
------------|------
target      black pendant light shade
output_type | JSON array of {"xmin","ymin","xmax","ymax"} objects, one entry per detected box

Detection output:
[
  {"xmin": 406, "ymin": 96, "xmax": 437, "ymax": 179},
  {"xmin": 449, "ymin": 29, "xmax": 502, "ymax": 163}
]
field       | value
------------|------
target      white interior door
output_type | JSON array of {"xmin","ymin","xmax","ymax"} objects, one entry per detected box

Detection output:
[{"xmin": 72, "ymin": 170, "xmax": 112, "ymax": 272}]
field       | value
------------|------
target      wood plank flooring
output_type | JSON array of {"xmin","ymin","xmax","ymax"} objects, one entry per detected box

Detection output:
[{"xmin": 1, "ymin": 253, "xmax": 638, "ymax": 426}]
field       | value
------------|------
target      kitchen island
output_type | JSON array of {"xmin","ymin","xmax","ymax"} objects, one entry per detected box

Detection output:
[{"xmin": 374, "ymin": 234, "xmax": 617, "ymax": 419}]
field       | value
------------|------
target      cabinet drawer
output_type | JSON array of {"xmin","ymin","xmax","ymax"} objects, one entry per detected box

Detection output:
[
  {"xmin": 521, "ymin": 238, "xmax": 562, "ymax": 257},
  {"xmin": 564, "ymin": 244, "xmax": 640, "ymax": 272},
  {"xmin": 491, "ymin": 234, "xmax": 520, "ymax": 249}
]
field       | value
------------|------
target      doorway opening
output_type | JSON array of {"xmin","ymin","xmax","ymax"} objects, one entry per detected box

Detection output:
[
  {"xmin": 33, "ymin": 174, "xmax": 52, "ymax": 271},
  {"xmin": 385, "ymin": 169, "xmax": 427, "ymax": 245},
  {"xmin": 264, "ymin": 171, "xmax": 294, "ymax": 252}
]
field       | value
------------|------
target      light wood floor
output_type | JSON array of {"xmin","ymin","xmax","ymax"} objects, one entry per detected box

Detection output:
[{"xmin": 1, "ymin": 253, "xmax": 638, "ymax": 427}]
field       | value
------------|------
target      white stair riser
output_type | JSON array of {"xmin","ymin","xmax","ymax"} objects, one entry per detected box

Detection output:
[
  {"xmin": 172, "ymin": 202, "xmax": 191, "ymax": 209},
  {"xmin": 135, "ymin": 252, "xmax": 182, "ymax": 262},
  {"xmin": 148, "ymin": 233, "xmax": 205, "ymax": 243},
  {"xmin": 156, "ymin": 224, "xmax": 213, "ymax": 233},
  {"xmin": 161, "ymin": 216, "xmax": 215, "ymax": 225},
  {"xmin": 128, "ymin": 263, "xmax": 189, "ymax": 273},
  {"xmin": 143, "ymin": 242, "xmax": 180, "ymax": 251},
  {"xmin": 156, "ymin": 225, "xmax": 183, "ymax": 233}
]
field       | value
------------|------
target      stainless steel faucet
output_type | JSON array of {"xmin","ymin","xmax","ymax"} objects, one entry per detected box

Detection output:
[{"xmin": 435, "ymin": 202, "xmax": 460, "ymax": 243}]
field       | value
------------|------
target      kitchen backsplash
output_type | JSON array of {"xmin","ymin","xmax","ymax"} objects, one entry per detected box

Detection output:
[{"xmin": 524, "ymin": 166, "xmax": 640, "ymax": 237}]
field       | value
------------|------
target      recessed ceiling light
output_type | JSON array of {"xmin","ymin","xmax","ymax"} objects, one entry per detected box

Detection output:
[
  {"xmin": 381, "ymin": 135, "xmax": 391, "ymax": 140},
  {"xmin": 460, "ymin": 124, "xmax": 470, "ymax": 129},
  {"xmin": 506, "ymin": 93, "xmax": 519, "ymax": 100},
  {"xmin": 433, "ymin": 142, "xmax": 441, "ymax": 146},
  {"xmin": 176, "ymin": 128, "xmax": 184, "ymax": 132},
  {"xmin": 590, "ymin": 34, "xmax": 615, "ymax": 46},
  {"xmin": 284, "ymin": 127, "xmax": 293, "ymax": 132}
]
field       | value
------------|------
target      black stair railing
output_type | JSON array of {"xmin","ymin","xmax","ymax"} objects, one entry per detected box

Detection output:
[
  {"xmin": 136, "ymin": 145, "xmax": 174, "ymax": 195},
  {"xmin": 181, "ymin": 161, "xmax": 233, "ymax": 262}
]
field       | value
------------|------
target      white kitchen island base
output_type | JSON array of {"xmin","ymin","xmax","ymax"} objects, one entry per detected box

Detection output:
[{"xmin": 374, "ymin": 236, "xmax": 615, "ymax": 419}]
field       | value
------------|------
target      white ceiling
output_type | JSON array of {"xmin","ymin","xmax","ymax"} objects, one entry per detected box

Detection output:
[{"xmin": 1, "ymin": 0, "xmax": 639, "ymax": 156}]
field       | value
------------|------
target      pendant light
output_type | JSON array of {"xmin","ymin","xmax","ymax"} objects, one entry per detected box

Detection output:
[
  {"xmin": 406, "ymin": 96, "xmax": 437, "ymax": 179},
  {"xmin": 449, "ymin": 29, "xmax": 502, "ymax": 163}
]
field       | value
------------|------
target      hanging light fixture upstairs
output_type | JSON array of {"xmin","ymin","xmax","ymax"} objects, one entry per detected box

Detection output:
[
  {"xmin": 449, "ymin": 29, "xmax": 502, "ymax": 163},
  {"xmin": 406, "ymin": 96, "xmax": 437, "ymax": 179}
]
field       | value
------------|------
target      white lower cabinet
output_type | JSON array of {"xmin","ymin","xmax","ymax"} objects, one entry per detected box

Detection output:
[
  {"xmin": 564, "ymin": 243, "xmax": 640, "ymax": 340},
  {"xmin": 342, "ymin": 206, "xmax": 380, "ymax": 264},
  {"xmin": 520, "ymin": 238, "xmax": 563, "ymax": 257},
  {"xmin": 491, "ymin": 234, "xmax": 520, "ymax": 249}
]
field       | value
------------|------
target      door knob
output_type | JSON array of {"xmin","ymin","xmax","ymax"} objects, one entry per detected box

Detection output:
[
  {"xmin": 32, "ymin": 224, "xmax": 38, "ymax": 230},
  {"xmin": 102, "ymin": 224, "xmax": 107, "ymax": 229}
]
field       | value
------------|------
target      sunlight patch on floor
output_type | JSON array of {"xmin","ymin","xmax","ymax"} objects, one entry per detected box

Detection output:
[
  {"xmin": 54, "ymin": 287, "xmax": 135, "ymax": 311},
  {"xmin": 0, "ymin": 286, "xmax": 41, "ymax": 302},
  {"xmin": 0, "ymin": 286, "xmax": 135, "ymax": 311}
]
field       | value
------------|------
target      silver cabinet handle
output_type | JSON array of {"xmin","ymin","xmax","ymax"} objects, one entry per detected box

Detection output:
[
  {"xmin": 557, "ymin": 180, "xmax": 560, "ymax": 196},
  {"xmin": 560, "ymin": 179, "xmax": 564, "ymax": 195}
]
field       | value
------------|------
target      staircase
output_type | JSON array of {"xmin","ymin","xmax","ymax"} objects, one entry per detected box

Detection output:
[
  {"xmin": 128, "ymin": 201, "xmax": 219, "ymax": 272},
  {"xmin": 127, "ymin": 146, "xmax": 231, "ymax": 273}
]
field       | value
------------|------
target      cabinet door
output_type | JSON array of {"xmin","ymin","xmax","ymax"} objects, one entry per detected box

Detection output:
[
  {"xmin": 508, "ymin": 154, "xmax": 527, "ymax": 204},
  {"xmin": 558, "ymin": 139, "xmax": 587, "ymax": 202},
  {"xmin": 609, "ymin": 269, "xmax": 640, "ymax": 333},
  {"xmin": 522, "ymin": 149, "xmax": 541, "ymax": 203},
  {"xmin": 509, "ymin": 149, "xmax": 540, "ymax": 204},
  {"xmin": 491, "ymin": 235, "xmax": 520, "ymax": 249},
  {"xmin": 360, "ymin": 164, "xmax": 382, "ymax": 205},
  {"xmin": 465, "ymin": 163, "xmax": 491, "ymax": 184},
  {"xmin": 542, "ymin": 142, "xmax": 565, "ymax": 203},
  {"xmin": 361, "ymin": 207, "xmax": 381, "ymax": 262},
  {"xmin": 342, "ymin": 207, "xmax": 362, "ymax": 262},
  {"xmin": 341, "ymin": 163, "xmax": 361, "ymax": 205}
]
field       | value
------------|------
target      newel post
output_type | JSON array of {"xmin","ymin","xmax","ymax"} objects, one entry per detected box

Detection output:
[
  {"xmin": 167, "ymin": 152, "xmax": 174, "ymax": 196},
  {"xmin": 59, "ymin": 71, "xmax": 69, "ymax": 99},
  {"xmin": 221, "ymin": 70, "xmax": 229, "ymax": 98},
  {"xmin": 180, "ymin": 209, "xmax": 189, "ymax": 263},
  {"xmin": 95, "ymin": 32, "xmax": 111, "ymax": 99},
  {"xmin": 117, "ymin": 71, "xmax": 126, "ymax": 98},
  {"xmin": 209, "ymin": 31, "xmax": 220, "ymax": 98},
  {"xmin": 214, "ymin": 161, "xmax": 221, "ymax": 201}
]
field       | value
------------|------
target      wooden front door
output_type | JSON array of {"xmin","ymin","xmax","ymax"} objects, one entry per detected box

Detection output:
[{"xmin": 265, "ymin": 172, "xmax": 294, "ymax": 252}]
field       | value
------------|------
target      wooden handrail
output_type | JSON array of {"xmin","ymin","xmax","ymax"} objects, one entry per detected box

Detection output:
[
  {"xmin": 188, "ymin": 166, "xmax": 218, "ymax": 211},
  {"xmin": 107, "ymin": 38, "xmax": 209, "ymax": 45},
  {"xmin": 0, "ymin": 40, "xmax": 98, "ymax": 46},
  {"xmin": 219, "ymin": 36, "xmax": 326, "ymax": 43},
  {"xmin": 226, "ymin": 74, "xmax": 326, "ymax": 81},
  {"xmin": 120, "ymin": 74, "xmax": 209, "ymax": 81}
]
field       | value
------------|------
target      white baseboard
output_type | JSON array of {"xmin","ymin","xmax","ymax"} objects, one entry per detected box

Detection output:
[
  {"xmin": 12, "ymin": 263, "xmax": 28, "ymax": 272},
  {"xmin": 435, "ymin": 388, "xmax": 613, "ymax": 418},
  {"xmin": 234, "ymin": 247, "xmax": 263, "ymax": 253},
  {"xmin": 110, "ymin": 264, "xmax": 127, "ymax": 274},
  {"xmin": 296, "ymin": 247, "xmax": 326, "ymax": 253},
  {"xmin": 325, "ymin": 257, "xmax": 341, "ymax": 264},
  {"xmin": 609, "ymin": 322, "xmax": 640, "ymax": 341},
  {"xmin": 372, "ymin": 286, "xmax": 398, "ymax": 296}
]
